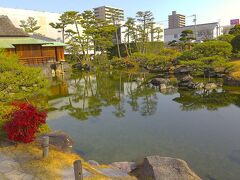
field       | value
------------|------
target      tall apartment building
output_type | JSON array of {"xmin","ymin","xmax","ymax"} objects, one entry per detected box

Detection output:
[
  {"xmin": 93, "ymin": 6, "xmax": 124, "ymax": 22},
  {"xmin": 168, "ymin": 11, "xmax": 186, "ymax": 29}
]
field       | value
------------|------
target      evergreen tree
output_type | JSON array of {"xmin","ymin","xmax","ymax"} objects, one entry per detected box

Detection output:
[
  {"xmin": 20, "ymin": 17, "xmax": 41, "ymax": 33},
  {"xmin": 136, "ymin": 11, "xmax": 155, "ymax": 53}
]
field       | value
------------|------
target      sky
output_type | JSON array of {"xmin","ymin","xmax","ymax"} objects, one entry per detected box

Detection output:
[{"xmin": 0, "ymin": 0, "xmax": 240, "ymax": 26}]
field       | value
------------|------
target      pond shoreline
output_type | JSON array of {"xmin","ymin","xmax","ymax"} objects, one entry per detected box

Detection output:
[{"xmin": 47, "ymin": 68, "xmax": 240, "ymax": 180}]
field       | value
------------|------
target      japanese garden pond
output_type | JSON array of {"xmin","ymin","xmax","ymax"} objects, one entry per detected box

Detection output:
[{"xmin": 47, "ymin": 70, "xmax": 240, "ymax": 180}]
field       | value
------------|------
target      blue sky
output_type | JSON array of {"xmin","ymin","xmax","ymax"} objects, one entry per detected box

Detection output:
[{"xmin": 1, "ymin": 0, "xmax": 240, "ymax": 26}]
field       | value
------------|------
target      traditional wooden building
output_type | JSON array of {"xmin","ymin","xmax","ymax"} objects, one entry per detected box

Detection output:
[{"xmin": 0, "ymin": 15, "xmax": 65, "ymax": 64}]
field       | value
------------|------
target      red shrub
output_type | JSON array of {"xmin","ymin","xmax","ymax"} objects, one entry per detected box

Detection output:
[{"xmin": 3, "ymin": 102, "xmax": 47, "ymax": 143}]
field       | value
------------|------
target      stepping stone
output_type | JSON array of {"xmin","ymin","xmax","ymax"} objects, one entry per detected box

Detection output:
[
  {"xmin": 0, "ymin": 172, "xmax": 8, "ymax": 180},
  {"xmin": 4, "ymin": 170, "xmax": 28, "ymax": 180},
  {"xmin": 98, "ymin": 168, "xmax": 130, "ymax": 177},
  {"xmin": 0, "ymin": 160, "xmax": 20, "ymax": 173},
  {"xmin": 22, "ymin": 174, "xmax": 35, "ymax": 180},
  {"xmin": 0, "ymin": 154, "xmax": 13, "ymax": 162},
  {"xmin": 61, "ymin": 167, "xmax": 92, "ymax": 180}
]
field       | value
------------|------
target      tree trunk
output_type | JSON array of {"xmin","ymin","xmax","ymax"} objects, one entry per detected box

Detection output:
[
  {"xmin": 115, "ymin": 30, "xmax": 121, "ymax": 58},
  {"xmin": 93, "ymin": 40, "xmax": 96, "ymax": 57},
  {"xmin": 62, "ymin": 27, "xmax": 65, "ymax": 43},
  {"xmin": 124, "ymin": 43, "xmax": 130, "ymax": 57}
]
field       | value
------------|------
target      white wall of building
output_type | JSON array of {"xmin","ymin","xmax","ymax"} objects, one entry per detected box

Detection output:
[
  {"xmin": 164, "ymin": 22, "xmax": 221, "ymax": 43},
  {"xmin": 0, "ymin": 7, "xmax": 63, "ymax": 41}
]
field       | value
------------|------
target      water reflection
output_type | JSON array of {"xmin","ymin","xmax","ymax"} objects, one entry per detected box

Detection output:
[
  {"xmin": 174, "ymin": 89, "xmax": 240, "ymax": 111},
  {"xmin": 49, "ymin": 70, "xmax": 240, "ymax": 120},
  {"xmin": 47, "ymin": 70, "xmax": 240, "ymax": 180}
]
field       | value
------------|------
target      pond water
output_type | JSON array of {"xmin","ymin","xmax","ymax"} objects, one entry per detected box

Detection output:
[{"xmin": 47, "ymin": 70, "xmax": 240, "ymax": 180}]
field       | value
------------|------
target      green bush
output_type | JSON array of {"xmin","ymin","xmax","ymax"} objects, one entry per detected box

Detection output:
[
  {"xmin": 0, "ymin": 51, "xmax": 49, "ymax": 137},
  {"xmin": 180, "ymin": 56, "xmax": 233, "ymax": 75},
  {"xmin": 108, "ymin": 42, "xmax": 164, "ymax": 58},
  {"xmin": 217, "ymin": 34, "xmax": 235, "ymax": 43},
  {"xmin": 131, "ymin": 48, "xmax": 181, "ymax": 70},
  {"xmin": 110, "ymin": 57, "xmax": 137, "ymax": 69},
  {"xmin": 93, "ymin": 54, "xmax": 110, "ymax": 66},
  {"xmin": 231, "ymin": 35, "xmax": 240, "ymax": 53},
  {"xmin": 131, "ymin": 52, "xmax": 154, "ymax": 67},
  {"xmin": 229, "ymin": 25, "xmax": 240, "ymax": 36},
  {"xmin": 180, "ymin": 40, "xmax": 232, "ymax": 60}
]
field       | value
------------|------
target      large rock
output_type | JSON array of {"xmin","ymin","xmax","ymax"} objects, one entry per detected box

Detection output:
[
  {"xmin": 180, "ymin": 75, "xmax": 193, "ymax": 83},
  {"xmin": 179, "ymin": 82, "xmax": 196, "ymax": 89},
  {"xmin": 110, "ymin": 162, "xmax": 137, "ymax": 173},
  {"xmin": 148, "ymin": 67, "xmax": 163, "ymax": 73},
  {"xmin": 194, "ymin": 82, "xmax": 205, "ymax": 89},
  {"xmin": 88, "ymin": 160, "xmax": 100, "ymax": 166},
  {"xmin": 204, "ymin": 83, "xmax": 218, "ymax": 90},
  {"xmin": 38, "ymin": 131, "xmax": 73, "ymax": 152},
  {"xmin": 159, "ymin": 84, "xmax": 167, "ymax": 90},
  {"xmin": 178, "ymin": 75, "xmax": 204, "ymax": 89},
  {"xmin": 175, "ymin": 66, "xmax": 193, "ymax": 74},
  {"xmin": 151, "ymin": 78, "xmax": 170, "ymax": 86},
  {"xmin": 141, "ymin": 156, "xmax": 201, "ymax": 180}
]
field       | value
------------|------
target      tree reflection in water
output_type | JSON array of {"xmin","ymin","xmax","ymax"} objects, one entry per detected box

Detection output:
[
  {"xmin": 49, "ymin": 70, "xmax": 240, "ymax": 120},
  {"xmin": 174, "ymin": 89, "xmax": 240, "ymax": 111}
]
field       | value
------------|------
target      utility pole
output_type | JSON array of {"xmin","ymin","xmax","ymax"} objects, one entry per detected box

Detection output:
[
  {"xmin": 217, "ymin": 19, "xmax": 221, "ymax": 37},
  {"xmin": 193, "ymin": 14, "xmax": 197, "ymax": 40}
]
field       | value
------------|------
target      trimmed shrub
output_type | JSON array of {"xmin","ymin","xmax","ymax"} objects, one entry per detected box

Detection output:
[
  {"xmin": 179, "ymin": 41, "xmax": 232, "ymax": 60},
  {"xmin": 111, "ymin": 57, "xmax": 137, "ymax": 69},
  {"xmin": 231, "ymin": 35, "xmax": 240, "ymax": 53}
]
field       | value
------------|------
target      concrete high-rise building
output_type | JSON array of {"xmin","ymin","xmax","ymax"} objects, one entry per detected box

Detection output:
[
  {"xmin": 93, "ymin": 6, "xmax": 124, "ymax": 22},
  {"xmin": 168, "ymin": 11, "xmax": 186, "ymax": 29}
]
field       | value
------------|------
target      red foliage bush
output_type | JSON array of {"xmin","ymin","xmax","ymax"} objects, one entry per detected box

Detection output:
[{"xmin": 3, "ymin": 102, "xmax": 47, "ymax": 143}]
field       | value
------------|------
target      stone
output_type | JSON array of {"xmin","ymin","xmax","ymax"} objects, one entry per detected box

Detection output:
[
  {"xmin": 141, "ymin": 156, "xmax": 201, "ymax": 180},
  {"xmin": 4, "ymin": 170, "xmax": 24, "ymax": 180},
  {"xmin": 175, "ymin": 66, "xmax": 193, "ymax": 74},
  {"xmin": 178, "ymin": 75, "xmax": 196, "ymax": 89},
  {"xmin": 180, "ymin": 75, "xmax": 193, "ymax": 83},
  {"xmin": 151, "ymin": 78, "xmax": 170, "ymax": 86},
  {"xmin": 22, "ymin": 174, "xmax": 35, "ymax": 180},
  {"xmin": 38, "ymin": 131, "xmax": 73, "ymax": 152},
  {"xmin": 110, "ymin": 162, "xmax": 137, "ymax": 173},
  {"xmin": 159, "ymin": 84, "xmax": 167, "ymax": 90},
  {"xmin": 178, "ymin": 82, "xmax": 191, "ymax": 88},
  {"xmin": 0, "ymin": 153, "xmax": 13, "ymax": 162},
  {"xmin": 194, "ymin": 82, "xmax": 205, "ymax": 89},
  {"xmin": 0, "ymin": 160, "xmax": 20, "ymax": 173},
  {"xmin": 204, "ymin": 83, "xmax": 218, "ymax": 90},
  {"xmin": 98, "ymin": 168, "xmax": 130, "ymax": 177},
  {"xmin": 88, "ymin": 160, "xmax": 100, "ymax": 166},
  {"xmin": 61, "ymin": 167, "xmax": 92, "ymax": 180},
  {"xmin": 0, "ymin": 173, "xmax": 7, "ymax": 180},
  {"xmin": 148, "ymin": 67, "xmax": 163, "ymax": 73}
]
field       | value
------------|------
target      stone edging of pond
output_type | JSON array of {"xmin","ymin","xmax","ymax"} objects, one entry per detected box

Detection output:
[{"xmin": 39, "ymin": 131, "xmax": 202, "ymax": 180}]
